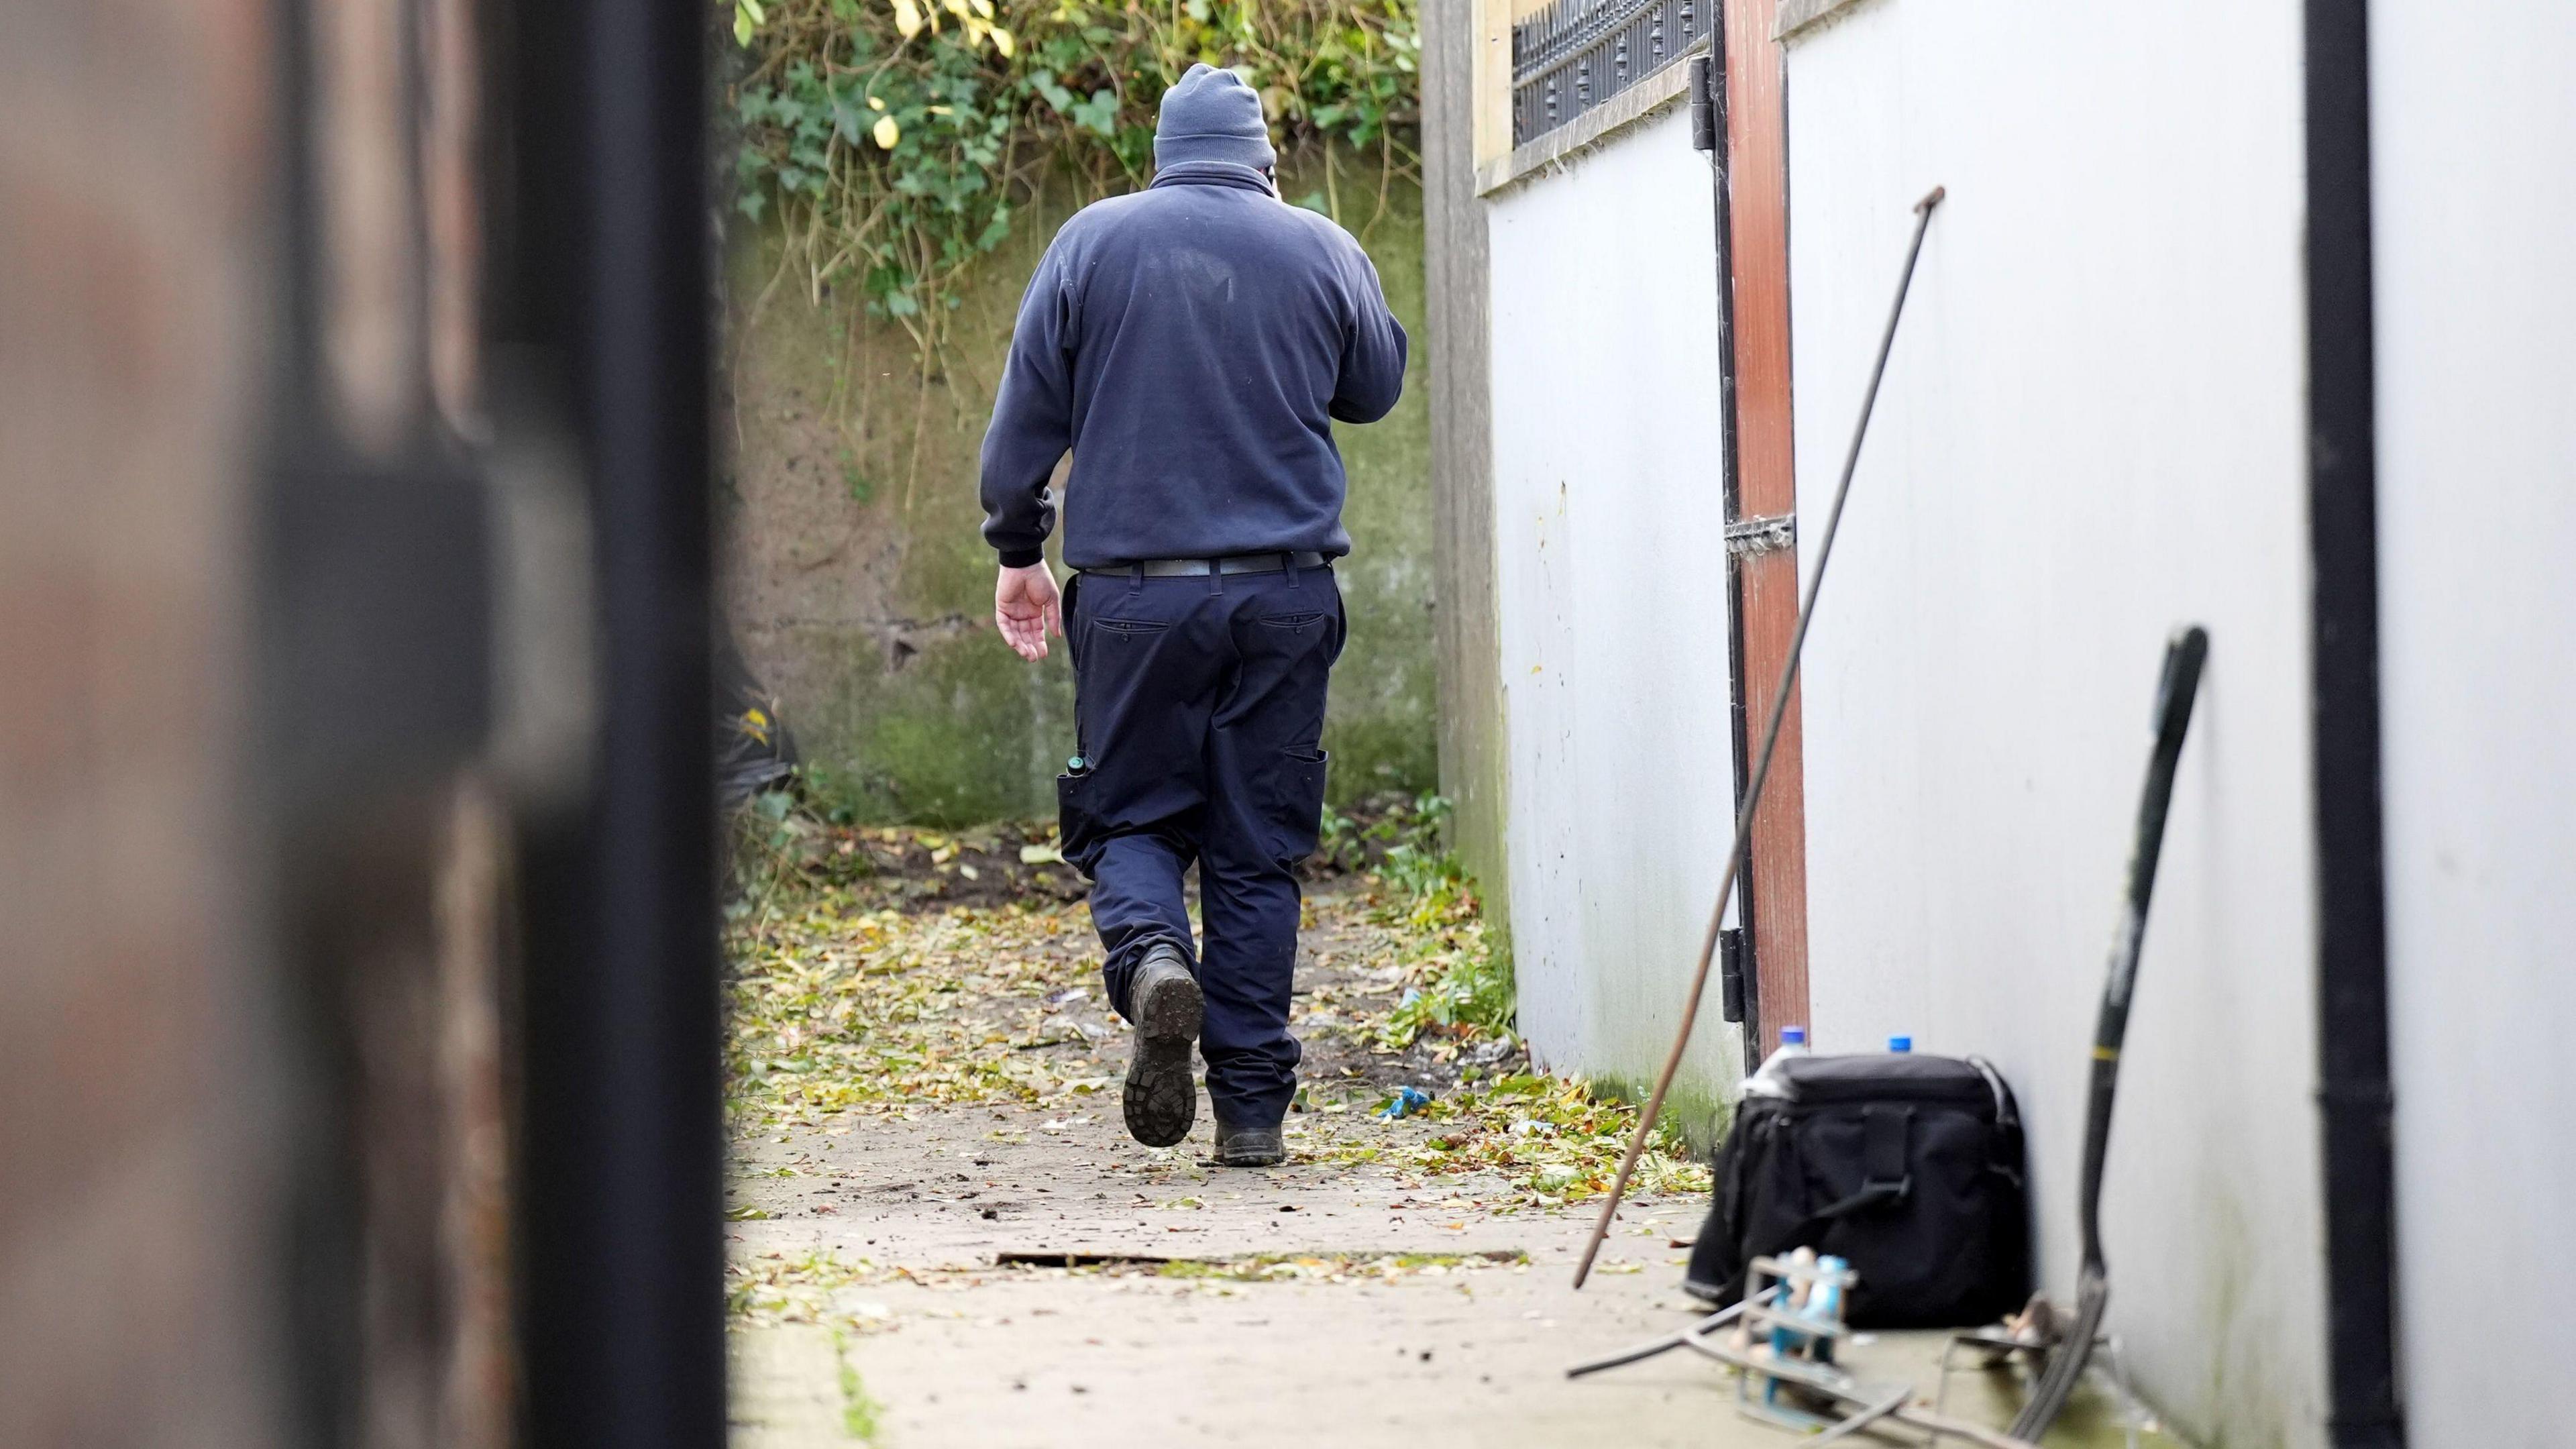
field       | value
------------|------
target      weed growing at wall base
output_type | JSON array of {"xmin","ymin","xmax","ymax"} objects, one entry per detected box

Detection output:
[
  {"xmin": 1320, "ymin": 794, "xmax": 1518, "ymax": 1051},
  {"xmin": 1374, "ymin": 873, "xmax": 1512, "ymax": 1050}
]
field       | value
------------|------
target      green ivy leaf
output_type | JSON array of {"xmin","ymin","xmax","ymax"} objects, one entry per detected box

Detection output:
[
  {"xmin": 1030, "ymin": 69, "xmax": 1075, "ymax": 114},
  {"xmin": 1070, "ymin": 89, "xmax": 1119, "ymax": 138}
]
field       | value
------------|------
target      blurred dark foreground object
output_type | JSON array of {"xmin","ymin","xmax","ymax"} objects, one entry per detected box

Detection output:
[{"xmin": 0, "ymin": 0, "xmax": 725, "ymax": 1444}]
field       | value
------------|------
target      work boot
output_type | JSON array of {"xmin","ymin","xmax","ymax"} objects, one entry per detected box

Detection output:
[
  {"xmin": 1215, "ymin": 1121, "xmax": 1285, "ymax": 1168},
  {"xmin": 1122, "ymin": 945, "xmax": 1202, "ymax": 1148}
]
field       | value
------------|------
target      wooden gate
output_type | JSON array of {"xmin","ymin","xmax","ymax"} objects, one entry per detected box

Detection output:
[{"xmin": 1716, "ymin": 0, "xmax": 1809, "ymax": 1059}]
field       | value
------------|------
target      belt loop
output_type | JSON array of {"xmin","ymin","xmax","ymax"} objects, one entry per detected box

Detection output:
[
  {"xmin": 1128, "ymin": 563, "xmax": 1143, "ymax": 597},
  {"xmin": 1208, "ymin": 557, "xmax": 1223, "ymax": 596},
  {"xmin": 1288, "ymin": 552, "xmax": 1304, "ymax": 590}
]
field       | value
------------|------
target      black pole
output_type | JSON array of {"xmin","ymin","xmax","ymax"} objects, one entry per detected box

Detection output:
[
  {"xmin": 1692, "ymin": 48, "xmax": 1762, "ymax": 1067},
  {"xmin": 2302, "ymin": 2, "xmax": 2406, "ymax": 1446},
  {"xmin": 505, "ymin": 0, "xmax": 724, "ymax": 1438}
]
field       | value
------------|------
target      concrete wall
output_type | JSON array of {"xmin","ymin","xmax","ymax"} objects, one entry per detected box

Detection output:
[
  {"xmin": 1485, "ymin": 107, "xmax": 1747, "ymax": 1124},
  {"xmin": 2372, "ymin": 3, "xmax": 2576, "ymax": 1439},
  {"xmin": 1776, "ymin": 5, "xmax": 2324, "ymax": 1443},
  {"xmin": 1422, "ymin": 0, "xmax": 1512, "ymax": 916},
  {"xmin": 723, "ymin": 151, "xmax": 1438, "ymax": 825}
]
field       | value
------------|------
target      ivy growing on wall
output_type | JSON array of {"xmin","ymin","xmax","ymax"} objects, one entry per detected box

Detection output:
[{"xmin": 725, "ymin": 0, "xmax": 1419, "ymax": 356}]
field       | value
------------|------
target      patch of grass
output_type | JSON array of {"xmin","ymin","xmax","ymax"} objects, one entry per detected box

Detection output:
[
  {"xmin": 1374, "ymin": 875, "xmax": 1513, "ymax": 1051},
  {"xmin": 832, "ymin": 1332, "xmax": 884, "ymax": 1444},
  {"xmin": 728, "ymin": 786, "xmax": 879, "ymax": 913},
  {"xmin": 1313, "ymin": 792, "xmax": 1521, "ymax": 1053},
  {"xmin": 1314, "ymin": 791, "xmax": 1452, "ymax": 879},
  {"xmin": 1306, "ymin": 1071, "xmax": 1709, "ymax": 1205},
  {"xmin": 728, "ymin": 1249, "xmax": 895, "ymax": 1333}
]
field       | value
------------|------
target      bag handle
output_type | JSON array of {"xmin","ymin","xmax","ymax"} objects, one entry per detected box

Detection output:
[{"xmin": 1966, "ymin": 1055, "xmax": 2019, "ymax": 1129}]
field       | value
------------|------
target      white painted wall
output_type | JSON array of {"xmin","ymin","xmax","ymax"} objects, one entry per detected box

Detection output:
[
  {"xmin": 2372, "ymin": 5, "xmax": 2576, "ymax": 1442},
  {"xmin": 1778, "ymin": 5, "xmax": 2325, "ymax": 1444},
  {"xmin": 1484, "ymin": 105, "xmax": 1748, "ymax": 1114}
]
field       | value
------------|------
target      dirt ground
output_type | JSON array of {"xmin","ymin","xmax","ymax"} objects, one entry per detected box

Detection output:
[{"xmin": 720, "ymin": 825, "xmax": 2155, "ymax": 1447}]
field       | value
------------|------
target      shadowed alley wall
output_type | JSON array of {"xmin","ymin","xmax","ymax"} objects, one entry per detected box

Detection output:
[
  {"xmin": 1421, "ymin": 0, "xmax": 1510, "ymax": 925},
  {"xmin": 722, "ymin": 149, "xmax": 1436, "ymax": 826}
]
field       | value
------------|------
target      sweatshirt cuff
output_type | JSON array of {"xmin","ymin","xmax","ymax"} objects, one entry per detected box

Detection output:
[{"xmin": 996, "ymin": 547, "xmax": 1044, "ymax": 569}]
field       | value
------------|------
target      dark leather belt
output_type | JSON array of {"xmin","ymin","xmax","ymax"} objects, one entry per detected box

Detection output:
[{"xmin": 1088, "ymin": 551, "xmax": 1328, "ymax": 578}]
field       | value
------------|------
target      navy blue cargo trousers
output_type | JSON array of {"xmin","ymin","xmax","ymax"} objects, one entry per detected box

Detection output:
[{"xmin": 1057, "ymin": 561, "xmax": 1343, "ymax": 1130}]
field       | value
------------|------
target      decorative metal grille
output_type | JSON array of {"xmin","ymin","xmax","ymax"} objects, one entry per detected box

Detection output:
[{"xmin": 1510, "ymin": 0, "xmax": 1705, "ymax": 148}]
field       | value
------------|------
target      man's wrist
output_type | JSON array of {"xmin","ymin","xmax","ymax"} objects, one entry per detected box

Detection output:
[{"xmin": 997, "ymin": 547, "xmax": 1044, "ymax": 569}]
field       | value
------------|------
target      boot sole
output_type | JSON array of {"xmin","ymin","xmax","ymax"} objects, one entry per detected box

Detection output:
[{"xmin": 1123, "ymin": 969, "xmax": 1202, "ymax": 1148}]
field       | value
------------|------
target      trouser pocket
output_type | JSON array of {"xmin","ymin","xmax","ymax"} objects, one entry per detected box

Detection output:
[
  {"xmin": 1263, "ymin": 748, "xmax": 1330, "ymax": 867},
  {"xmin": 1057, "ymin": 767, "xmax": 1105, "ymax": 875}
]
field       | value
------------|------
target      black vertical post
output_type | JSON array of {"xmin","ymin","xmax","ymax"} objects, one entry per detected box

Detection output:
[
  {"xmin": 507, "ymin": 0, "xmax": 724, "ymax": 1439},
  {"xmin": 1696, "ymin": 36, "xmax": 1764, "ymax": 1072},
  {"xmin": 2302, "ymin": 3, "xmax": 2405, "ymax": 1446}
]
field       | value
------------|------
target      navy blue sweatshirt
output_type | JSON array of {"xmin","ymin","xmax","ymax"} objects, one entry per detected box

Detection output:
[{"xmin": 978, "ymin": 161, "xmax": 1409, "ymax": 569}]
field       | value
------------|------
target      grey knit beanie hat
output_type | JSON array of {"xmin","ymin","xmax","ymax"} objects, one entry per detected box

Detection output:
[{"xmin": 1153, "ymin": 63, "xmax": 1277, "ymax": 171}]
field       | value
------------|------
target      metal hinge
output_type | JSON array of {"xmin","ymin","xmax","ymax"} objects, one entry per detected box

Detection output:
[
  {"xmin": 1719, "ymin": 926, "xmax": 1747, "ymax": 1022},
  {"xmin": 1725, "ymin": 513, "xmax": 1796, "ymax": 558},
  {"xmin": 1688, "ymin": 56, "xmax": 1719, "ymax": 153}
]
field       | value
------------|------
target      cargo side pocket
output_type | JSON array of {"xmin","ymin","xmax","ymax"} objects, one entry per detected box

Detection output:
[
  {"xmin": 1265, "ymin": 748, "xmax": 1330, "ymax": 867},
  {"xmin": 1057, "ymin": 766, "xmax": 1104, "ymax": 876}
]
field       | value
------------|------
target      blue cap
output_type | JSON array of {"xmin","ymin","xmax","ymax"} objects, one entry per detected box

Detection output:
[
  {"xmin": 1888, "ymin": 1036, "xmax": 1913, "ymax": 1053},
  {"xmin": 1780, "ymin": 1026, "xmax": 1806, "ymax": 1045}
]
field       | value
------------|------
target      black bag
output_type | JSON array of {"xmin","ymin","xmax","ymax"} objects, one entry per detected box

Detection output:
[{"xmin": 1683, "ymin": 1052, "xmax": 2029, "ymax": 1329}]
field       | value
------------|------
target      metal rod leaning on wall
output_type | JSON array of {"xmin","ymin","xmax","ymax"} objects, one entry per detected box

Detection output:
[{"xmin": 1573, "ymin": 184, "xmax": 1946, "ymax": 1289}]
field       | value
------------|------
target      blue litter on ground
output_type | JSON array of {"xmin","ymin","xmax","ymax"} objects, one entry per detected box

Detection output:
[{"xmin": 1379, "ymin": 1085, "xmax": 1432, "ymax": 1119}]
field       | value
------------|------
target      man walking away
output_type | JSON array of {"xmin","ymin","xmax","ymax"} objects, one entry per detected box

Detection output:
[{"xmin": 977, "ymin": 64, "xmax": 1407, "ymax": 1167}]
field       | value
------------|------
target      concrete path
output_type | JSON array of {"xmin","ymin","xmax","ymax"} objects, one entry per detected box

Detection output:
[
  {"xmin": 720, "ymin": 857, "xmax": 2153, "ymax": 1448},
  {"xmin": 721, "ymin": 1053, "xmax": 2149, "ymax": 1448},
  {"xmin": 727, "ymin": 1085, "xmax": 1704, "ymax": 1446}
]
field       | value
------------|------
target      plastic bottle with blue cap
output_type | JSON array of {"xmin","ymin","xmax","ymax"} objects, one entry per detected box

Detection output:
[{"xmin": 1741, "ymin": 1024, "xmax": 1810, "ymax": 1099}]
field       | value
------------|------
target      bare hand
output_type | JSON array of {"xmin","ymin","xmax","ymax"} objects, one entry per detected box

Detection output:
[{"xmin": 994, "ymin": 561, "xmax": 1063, "ymax": 661}]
